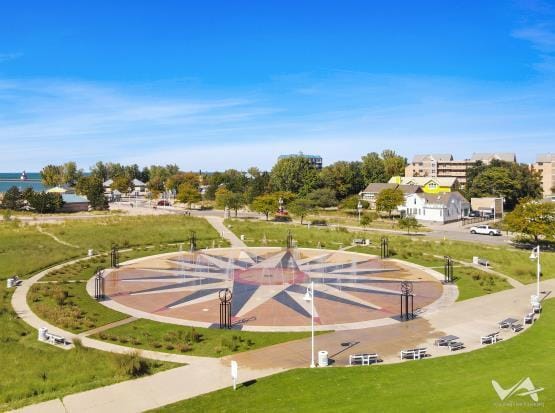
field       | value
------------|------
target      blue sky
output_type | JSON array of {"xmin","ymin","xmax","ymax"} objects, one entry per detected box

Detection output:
[{"xmin": 0, "ymin": 0, "xmax": 554, "ymax": 171}]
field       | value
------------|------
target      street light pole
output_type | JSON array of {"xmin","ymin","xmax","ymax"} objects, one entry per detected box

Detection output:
[
  {"xmin": 530, "ymin": 245, "xmax": 541, "ymax": 299},
  {"xmin": 357, "ymin": 201, "xmax": 362, "ymax": 224},
  {"xmin": 303, "ymin": 281, "xmax": 315, "ymax": 368}
]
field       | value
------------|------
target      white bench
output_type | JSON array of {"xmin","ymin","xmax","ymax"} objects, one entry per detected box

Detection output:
[
  {"xmin": 47, "ymin": 333, "xmax": 67, "ymax": 345},
  {"xmin": 349, "ymin": 353, "xmax": 379, "ymax": 366},
  {"xmin": 532, "ymin": 302, "xmax": 542, "ymax": 314},
  {"xmin": 511, "ymin": 324, "xmax": 523, "ymax": 333},
  {"xmin": 524, "ymin": 313, "xmax": 534, "ymax": 324},
  {"xmin": 448, "ymin": 342, "xmax": 464, "ymax": 351},
  {"xmin": 400, "ymin": 348, "xmax": 427, "ymax": 360}
]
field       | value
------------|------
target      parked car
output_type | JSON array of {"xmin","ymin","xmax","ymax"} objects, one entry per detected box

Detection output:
[
  {"xmin": 470, "ymin": 225, "xmax": 501, "ymax": 236},
  {"xmin": 482, "ymin": 212, "xmax": 494, "ymax": 219},
  {"xmin": 157, "ymin": 200, "xmax": 171, "ymax": 206},
  {"xmin": 468, "ymin": 210, "xmax": 480, "ymax": 218}
]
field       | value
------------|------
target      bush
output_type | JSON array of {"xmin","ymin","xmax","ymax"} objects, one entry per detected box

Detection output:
[{"xmin": 112, "ymin": 350, "xmax": 150, "ymax": 377}]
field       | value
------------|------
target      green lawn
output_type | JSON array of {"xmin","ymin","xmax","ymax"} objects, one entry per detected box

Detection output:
[
  {"xmin": 92, "ymin": 319, "xmax": 318, "ymax": 357},
  {"xmin": 226, "ymin": 219, "xmax": 554, "ymax": 285},
  {"xmin": 0, "ymin": 284, "xmax": 175, "ymax": 411},
  {"xmin": 152, "ymin": 299, "xmax": 555, "ymax": 413}
]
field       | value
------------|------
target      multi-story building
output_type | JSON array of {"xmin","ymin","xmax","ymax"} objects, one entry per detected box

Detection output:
[
  {"xmin": 533, "ymin": 153, "xmax": 555, "ymax": 199},
  {"xmin": 405, "ymin": 153, "xmax": 517, "ymax": 187},
  {"xmin": 278, "ymin": 152, "xmax": 323, "ymax": 169}
]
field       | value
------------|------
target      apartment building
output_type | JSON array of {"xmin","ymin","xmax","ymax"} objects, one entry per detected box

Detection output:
[
  {"xmin": 533, "ymin": 153, "xmax": 555, "ymax": 198},
  {"xmin": 405, "ymin": 152, "xmax": 517, "ymax": 186}
]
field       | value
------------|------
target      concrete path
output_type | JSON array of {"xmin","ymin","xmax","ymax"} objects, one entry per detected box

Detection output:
[
  {"xmin": 204, "ymin": 216, "xmax": 247, "ymax": 247},
  {"xmin": 13, "ymin": 361, "xmax": 281, "ymax": 413}
]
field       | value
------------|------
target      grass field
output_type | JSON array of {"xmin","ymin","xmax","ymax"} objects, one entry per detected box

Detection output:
[
  {"xmin": 0, "ymin": 284, "xmax": 174, "ymax": 411},
  {"xmin": 152, "ymin": 299, "xmax": 555, "ymax": 413},
  {"xmin": 226, "ymin": 219, "xmax": 554, "ymax": 285},
  {"xmin": 93, "ymin": 319, "xmax": 318, "ymax": 357},
  {"xmin": 0, "ymin": 215, "xmax": 223, "ymax": 409}
]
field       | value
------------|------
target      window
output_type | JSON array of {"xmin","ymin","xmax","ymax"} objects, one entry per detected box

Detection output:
[{"xmin": 428, "ymin": 182, "xmax": 437, "ymax": 189}]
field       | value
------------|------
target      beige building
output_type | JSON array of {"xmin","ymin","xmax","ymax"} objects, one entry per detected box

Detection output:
[
  {"xmin": 405, "ymin": 153, "xmax": 517, "ymax": 186},
  {"xmin": 533, "ymin": 153, "xmax": 555, "ymax": 198}
]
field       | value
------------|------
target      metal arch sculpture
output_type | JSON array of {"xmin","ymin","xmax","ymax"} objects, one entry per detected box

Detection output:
[
  {"xmin": 94, "ymin": 267, "xmax": 105, "ymax": 300},
  {"xmin": 400, "ymin": 280, "xmax": 414, "ymax": 321},
  {"xmin": 219, "ymin": 288, "xmax": 232, "ymax": 329},
  {"xmin": 444, "ymin": 256, "xmax": 454, "ymax": 283}
]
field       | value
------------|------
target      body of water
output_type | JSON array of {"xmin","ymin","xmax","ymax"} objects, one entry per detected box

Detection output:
[{"xmin": 0, "ymin": 172, "xmax": 46, "ymax": 193}]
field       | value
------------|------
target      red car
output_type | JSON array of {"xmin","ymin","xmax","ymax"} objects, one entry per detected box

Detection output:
[{"xmin": 157, "ymin": 200, "xmax": 171, "ymax": 206}]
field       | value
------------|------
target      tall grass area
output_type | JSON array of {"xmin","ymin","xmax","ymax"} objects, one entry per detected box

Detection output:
[
  {"xmin": 225, "ymin": 219, "xmax": 554, "ymax": 285},
  {"xmin": 153, "ymin": 299, "xmax": 555, "ymax": 413},
  {"xmin": 28, "ymin": 281, "xmax": 127, "ymax": 333},
  {"xmin": 92, "ymin": 319, "xmax": 317, "ymax": 357},
  {"xmin": 0, "ymin": 284, "xmax": 173, "ymax": 411}
]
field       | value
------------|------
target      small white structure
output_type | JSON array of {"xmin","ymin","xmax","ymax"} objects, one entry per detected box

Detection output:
[
  {"xmin": 400, "ymin": 192, "xmax": 470, "ymax": 224},
  {"xmin": 38, "ymin": 327, "xmax": 49, "ymax": 342}
]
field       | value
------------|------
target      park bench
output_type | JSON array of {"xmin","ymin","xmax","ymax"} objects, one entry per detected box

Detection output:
[
  {"xmin": 524, "ymin": 313, "xmax": 534, "ymax": 324},
  {"xmin": 477, "ymin": 258, "xmax": 489, "ymax": 267},
  {"xmin": 349, "ymin": 353, "xmax": 379, "ymax": 366},
  {"xmin": 400, "ymin": 348, "xmax": 427, "ymax": 360},
  {"xmin": 480, "ymin": 332, "xmax": 499, "ymax": 345},
  {"xmin": 47, "ymin": 333, "xmax": 67, "ymax": 345}
]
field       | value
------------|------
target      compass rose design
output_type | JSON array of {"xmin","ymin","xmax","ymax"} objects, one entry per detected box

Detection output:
[{"xmin": 104, "ymin": 248, "xmax": 442, "ymax": 328}]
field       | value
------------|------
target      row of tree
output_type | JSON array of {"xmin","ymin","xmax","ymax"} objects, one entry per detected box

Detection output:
[{"xmin": 1, "ymin": 187, "xmax": 64, "ymax": 213}]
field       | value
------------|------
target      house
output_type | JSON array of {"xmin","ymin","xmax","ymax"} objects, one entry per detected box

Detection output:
[
  {"xmin": 360, "ymin": 183, "xmax": 422, "ymax": 209},
  {"xmin": 59, "ymin": 194, "xmax": 90, "ymax": 212},
  {"xmin": 131, "ymin": 179, "xmax": 147, "ymax": 195},
  {"xmin": 400, "ymin": 192, "xmax": 470, "ymax": 224},
  {"xmin": 388, "ymin": 176, "xmax": 459, "ymax": 194}
]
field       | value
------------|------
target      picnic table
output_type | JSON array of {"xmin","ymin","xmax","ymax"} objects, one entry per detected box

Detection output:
[
  {"xmin": 434, "ymin": 335, "xmax": 459, "ymax": 347},
  {"xmin": 400, "ymin": 348, "xmax": 427, "ymax": 360},
  {"xmin": 349, "ymin": 353, "xmax": 379, "ymax": 366},
  {"xmin": 498, "ymin": 318, "xmax": 518, "ymax": 329},
  {"xmin": 480, "ymin": 332, "xmax": 499, "ymax": 344}
]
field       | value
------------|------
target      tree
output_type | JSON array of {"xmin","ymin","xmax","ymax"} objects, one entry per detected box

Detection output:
[
  {"xmin": 306, "ymin": 188, "xmax": 338, "ymax": 208},
  {"xmin": 166, "ymin": 172, "xmax": 200, "ymax": 192},
  {"xmin": 360, "ymin": 213, "xmax": 373, "ymax": 228},
  {"xmin": 244, "ymin": 167, "xmax": 270, "ymax": 203},
  {"xmin": 76, "ymin": 176, "xmax": 107, "ymax": 210},
  {"xmin": 270, "ymin": 157, "xmax": 320, "ymax": 195},
  {"xmin": 40, "ymin": 164, "xmax": 64, "ymax": 186},
  {"xmin": 382, "ymin": 149, "xmax": 407, "ymax": 179},
  {"xmin": 376, "ymin": 188, "xmax": 404, "ymax": 218},
  {"xmin": 147, "ymin": 176, "xmax": 165, "ymax": 194},
  {"xmin": 340, "ymin": 195, "xmax": 369, "ymax": 210},
  {"xmin": 177, "ymin": 183, "xmax": 201, "ymax": 209},
  {"xmin": 504, "ymin": 199, "xmax": 555, "ymax": 243},
  {"xmin": 287, "ymin": 198, "xmax": 315, "ymax": 224},
  {"xmin": 27, "ymin": 192, "xmax": 64, "ymax": 213},
  {"xmin": 111, "ymin": 176, "xmax": 134, "ymax": 194},
  {"xmin": 319, "ymin": 161, "xmax": 364, "ymax": 200},
  {"xmin": 1, "ymin": 186, "xmax": 23, "ymax": 210},
  {"xmin": 361, "ymin": 152, "xmax": 386, "ymax": 184},
  {"xmin": 465, "ymin": 161, "xmax": 543, "ymax": 209},
  {"xmin": 251, "ymin": 194, "xmax": 279, "ymax": 220},
  {"xmin": 215, "ymin": 187, "xmax": 244, "ymax": 216},
  {"xmin": 398, "ymin": 216, "xmax": 421, "ymax": 234}
]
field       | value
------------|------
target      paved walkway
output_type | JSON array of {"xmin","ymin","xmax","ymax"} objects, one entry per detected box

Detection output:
[
  {"xmin": 205, "ymin": 216, "xmax": 247, "ymax": 247},
  {"xmin": 225, "ymin": 279, "xmax": 554, "ymax": 369}
]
